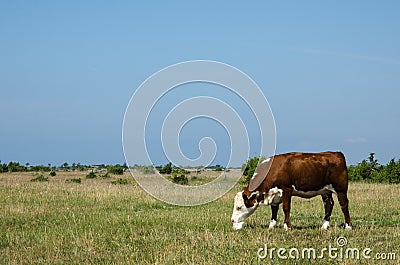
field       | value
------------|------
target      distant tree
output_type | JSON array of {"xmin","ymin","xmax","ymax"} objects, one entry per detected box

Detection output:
[
  {"xmin": 347, "ymin": 153, "xmax": 400, "ymax": 183},
  {"xmin": 159, "ymin": 162, "xmax": 172, "ymax": 174},
  {"xmin": 7, "ymin": 162, "xmax": 26, "ymax": 172},
  {"xmin": 107, "ymin": 165, "xmax": 124, "ymax": 175},
  {"xmin": 205, "ymin": 164, "xmax": 224, "ymax": 171},
  {"xmin": 368, "ymin": 153, "xmax": 379, "ymax": 171},
  {"xmin": 380, "ymin": 159, "xmax": 400, "ymax": 184},
  {"xmin": 214, "ymin": 164, "xmax": 224, "ymax": 171},
  {"xmin": 0, "ymin": 161, "xmax": 6, "ymax": 173},
  {"xmin": 359, "ymin": 159, "xmax": 372, "ymax": 180},
  {"xmin": 30, "ymin": 165, "xmax": 51, "ymax": 172},
  {"xmin": 242, "ymin": 156, "xmax": 266, "ymax": 184}
]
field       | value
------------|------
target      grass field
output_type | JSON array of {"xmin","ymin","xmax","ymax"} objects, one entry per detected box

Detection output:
[{"xmin": 0, "ymin": 171, "xmax": 399, "ymax": 264}]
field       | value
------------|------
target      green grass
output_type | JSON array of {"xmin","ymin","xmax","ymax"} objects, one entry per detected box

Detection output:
[{"xmin": 0, "ymin": 172, "xmax": 399, "ymax": 264}]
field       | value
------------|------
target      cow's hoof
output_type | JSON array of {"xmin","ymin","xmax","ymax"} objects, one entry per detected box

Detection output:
[
  {"xmin": 268, "ymin": 219, "xmax": 277, "ymax": 229},
  {"xmin": 321, "ymin": 220, "xmax": 330, "ymax": 230},
  {"xmin": 344, "ymin": 223, "xmax": 352, "ymax": 230},
  {"xmin": 283, "ymin": 223, "xmax": 290, "ymax": 231}
]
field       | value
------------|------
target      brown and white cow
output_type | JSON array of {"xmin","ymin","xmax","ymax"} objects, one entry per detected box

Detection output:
[{"xmin": 231, "ymin": 152, "xmax": 352, "ymax": 230}]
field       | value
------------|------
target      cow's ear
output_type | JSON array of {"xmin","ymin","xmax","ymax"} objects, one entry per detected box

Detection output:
[{"xmin": 248, "ymin": 157, "xmax": 272, "ymax": 192}]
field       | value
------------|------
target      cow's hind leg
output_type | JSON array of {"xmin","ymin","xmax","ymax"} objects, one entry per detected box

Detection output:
[
  {"xmin": 321, "ymin": 193, "xmax": 334, "ymax": 230},
  {"xmin": 337, "ymin": 191, "xmax": 352, "ymax": 229},
  {"xmin": 269, "ymin": 205, "xmax": 279, "ymax": 229},
  {"xmin": 281, "ymin": 188, "xmax": 292, "ymax": 230}
]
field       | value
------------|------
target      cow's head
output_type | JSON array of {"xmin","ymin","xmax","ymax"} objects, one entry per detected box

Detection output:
[
  {"xmin": 231, "ymin": 189, "xmax": 260, "ymax": 230},
  {"xmin": 231, "ymin": 187, "xmax": 283, "ymax": 229}
]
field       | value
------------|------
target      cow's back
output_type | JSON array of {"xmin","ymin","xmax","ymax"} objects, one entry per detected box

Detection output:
[{"xmin": 262, "ymin": 152, "xmax": 348, "ymax": 192}]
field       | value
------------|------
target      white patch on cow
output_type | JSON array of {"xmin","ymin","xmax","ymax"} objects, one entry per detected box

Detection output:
[
  {"xmin": 261, "ymin": 157, "xmax": 271, "ymax": 164},
  {"xmin": 233, "ymin": 221, "xmax": 244, "ymax": 230},
  {"xmin": 283, "ymin": 223, "xmax": 289, "ymax": 231},
  {"xmin": 344, "ymin": 223, "xmax": 352, "ymax": 230},
  {"xmin": 231, "ymin": 191, "xmax": 259, "ymax": 227},
  {"xmin": 250, "ymin": 172, "xmax": 258, "ymax": 180},
  {"xmin": 250, "ymin": 190, "xmax": 259, "ymax": 197},
  {"xmin": 321, "ymin": 220, "xmax": 330, "ymax": 230},
  {"xmin": 292, "ymin": 184, "xmax": 336, "ymax": 199},
  {"xmin": 264, "ymin": 187, "xmax": 283, "ymax": 206},
  {"xmin": 268, "ymin": 219, "xmax": 277, "ymax": 229}
]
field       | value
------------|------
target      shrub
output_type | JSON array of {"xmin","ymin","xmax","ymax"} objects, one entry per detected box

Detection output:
[
  {"xmin": 108, "ymin": 165, "xmax": 124, "ymax": 175},
  {"xmin": 49, "ymin": 171, "xmax": 56, "ymax": 177},
  {"xmin": 172, "ymin": 174, "xmax": 188, "ymax": 185},
  {"xmin": 214, "ymin": 165, "xmax": 223, "ymax": 172},
  {"xmin": 158, "ymin": 163, "xmax": 172, "ymax": 174},
  {"xmin": 141, "ymin": 165, "xmax": 155, "ymax": 174},
  {"xmin": 30, "ymin": 174, "xmax": 48, "ymax": 182},
  {"xmin": 86, "ymin": 172, "xmax": 97, "ymax": 179},
  {"xmin": 66, "ymin": 178, "xmax": 81, "ymax": 183},
  {"xmin": 111, "ymin": 178, "xmax": 129, "ymax": 185},
  {"xmin": 100, "ymin": 172, "xmax": 111, "ymax": 178}
]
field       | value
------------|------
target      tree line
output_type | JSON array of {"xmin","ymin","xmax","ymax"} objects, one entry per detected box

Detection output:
[
  {"xmin": 347, "ymin": 153, "xmax": 400, "ymax": 183},
  {"xmin": 3, "ymin": 153, "xmax": 399, "ymax": 184},
  {"xmin": 0, "ymin": 161, "xmax": 127, "ymax": 175}
]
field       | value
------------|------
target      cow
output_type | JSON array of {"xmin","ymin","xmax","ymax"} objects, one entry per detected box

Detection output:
[{"xmin": 231, "ymin": 152, "xmax": 352, "ymax": 230}]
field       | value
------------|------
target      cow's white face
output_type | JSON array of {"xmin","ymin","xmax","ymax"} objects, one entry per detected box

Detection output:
[{"xmin": 231, "ymin": 191, "xmax": 259, "ymax": 229}]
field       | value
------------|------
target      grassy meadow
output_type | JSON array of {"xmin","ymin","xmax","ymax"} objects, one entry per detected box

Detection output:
[{"xmin": 0, "ymin": 171, "xmax": 399, "ymax": 264}]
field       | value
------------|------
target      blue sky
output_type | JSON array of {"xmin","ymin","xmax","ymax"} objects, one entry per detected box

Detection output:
[{"xmin": 1, "ymin": 1, "xmax": 399, "ymax": 166}]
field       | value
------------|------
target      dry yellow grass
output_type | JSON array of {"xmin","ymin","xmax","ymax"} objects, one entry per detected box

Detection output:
[{"xmin": 0, "ymin": 172, "xmax": 399, "ymax": 264}]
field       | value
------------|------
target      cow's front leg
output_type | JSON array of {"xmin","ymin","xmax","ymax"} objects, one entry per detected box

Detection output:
[
  {"xmin": 269, "ymin": 205, "xmax": 279, "ymax": 229},
  {"xmin": 321, "ymin": 193, "xmax": 334, "ymax": 230},
  {"xmin": 281, "ymin": 188, "xmax": 292, "ymax": 230}
]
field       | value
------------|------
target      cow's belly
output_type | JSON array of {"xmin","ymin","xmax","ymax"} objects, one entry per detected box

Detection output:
[{"xmin": 292, "ymin": 184, "xmax": 336, "ymax": 199}]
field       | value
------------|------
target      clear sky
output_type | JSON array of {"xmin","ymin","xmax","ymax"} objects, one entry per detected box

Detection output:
[{"xmin": 1, "ymin": 1, "xmax": 399, "ymax": 166}]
